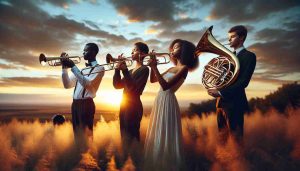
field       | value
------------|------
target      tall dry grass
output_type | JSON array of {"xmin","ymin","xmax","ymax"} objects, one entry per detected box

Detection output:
[{"xmin": 0, "ymin": 108, "xmax": 300, "ymax": 171}]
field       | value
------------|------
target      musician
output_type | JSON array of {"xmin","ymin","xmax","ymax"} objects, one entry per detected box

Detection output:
[
  {"xmin": 113, "ymin": 42, "xmax": 150, "ymax": 144},
  {"xmin": 208, "ymin": 25, "xmax": 256, "ymax": 143},
  {"xmin": 61, "ymin": 43, "xmax": 104, "ymax": 149}
]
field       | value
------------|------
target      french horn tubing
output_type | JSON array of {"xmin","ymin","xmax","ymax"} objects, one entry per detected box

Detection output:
[{"xmin": 195, "ymin": 26, "xmax": 240, "ymax": 90}]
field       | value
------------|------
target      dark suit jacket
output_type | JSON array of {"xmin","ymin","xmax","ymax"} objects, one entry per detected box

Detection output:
[{"xmin": 216, "ymin": 49, "xmax": 256, "ymax": 112}]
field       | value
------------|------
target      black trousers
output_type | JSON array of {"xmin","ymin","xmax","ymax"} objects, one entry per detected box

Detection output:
[
  {"xmin": 71, "ymin": 98, "xmax": 95, "ymax": 142},
  {"xmin": 119, "ymin": 96, "xmax": 143, "ymax": 143},
  {"xmin": 217, "ymin": 107, "xmax": 244, "ymax": 144}
]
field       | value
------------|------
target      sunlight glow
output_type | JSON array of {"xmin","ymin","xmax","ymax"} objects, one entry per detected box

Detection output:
[
  {"xmin": 97, "ymin": 90, "xmax": 123, "ymax": 106},
  {"xmin": 145, "ymin": 28, "xmax": 159, "ymax": 35}
]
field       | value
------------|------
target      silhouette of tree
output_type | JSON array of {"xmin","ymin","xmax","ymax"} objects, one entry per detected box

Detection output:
[
  {"xmin": 187, "ymin": 99, "xmax": 216, "ymax": 117},
  {"xmin": 264, "ymin": 82, "xmax": 300, "ymax": 114},
  {"xmin": 188, "ymin": 82, "xmax": 300, "ymax": 116}
]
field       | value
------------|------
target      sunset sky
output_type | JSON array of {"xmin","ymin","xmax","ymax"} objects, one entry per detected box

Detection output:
[{"xmin": 0, "ymin": 0, "xmax": 299, "ymax": 108}]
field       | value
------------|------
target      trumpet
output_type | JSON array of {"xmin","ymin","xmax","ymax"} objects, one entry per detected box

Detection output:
[
  {"xmin": 39, "ymin": 53, "xmax": 82, "ymax": 66},
  {"xmin": 106, "ymin": 53, "xmax": 134, "ymax": 68},
  {"xmin": 81, "ymin": 52, "xmax": 171, "ymax": 75},
  {"xmin": 106, "ymin": 52, "xmax": 170, "ymax": 66},
  {"xmin": 142, "ymin": 53, "xmax": 170, "ymax": 65},
  {"xmin": 80, "ymin": 54, "xmax": 134, "ymax": 75}
]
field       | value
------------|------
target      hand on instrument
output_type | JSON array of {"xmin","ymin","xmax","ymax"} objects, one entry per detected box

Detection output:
[
  {"xmin": 60, "ymin": 52, "xmax": 68, "ymax": 69},
  {"xmin": 207, "ymin": 88, "xmax": 221, "ymax": 98},
  {"xmin": 60, "ymin": 53, "xmax": 75, "ymax": 68},
  {"xmin": 146, "ymin": 50, "xmax": 157, "ymax": 68},
  {"xmin": 115, "ymin": 61, "xmax": 127, "ymax": 71},
  {"xmin": 118, "ymin": 53, "xmax": 126, "ymax": 61}
]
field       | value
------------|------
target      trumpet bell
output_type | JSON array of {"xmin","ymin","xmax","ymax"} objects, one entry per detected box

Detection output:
[
  {"xmin": 38, "ymin": 53, "xmax": 82, "ymax": 66},
  {"xmin": 105, "ymin": 53, "xmax": 133, "ymax": 70},
  {"xmin": 39, "ymin": 53, "xmax": 47, "ymax": 66}
]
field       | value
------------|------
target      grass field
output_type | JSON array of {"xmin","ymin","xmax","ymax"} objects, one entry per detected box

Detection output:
[{"xmin": 0, "ymin": 105, "xmax": 300, "ymax": 171}]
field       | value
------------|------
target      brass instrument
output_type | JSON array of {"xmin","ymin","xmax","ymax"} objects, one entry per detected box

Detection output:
[
  {"xmin": 106, "ymin": 53, "xmax": 134, "ymax": 68},
  {"xmin": 142, "ymin": 53, "xmax": 170, "ymax": 65},
  {"xmin": 195, "ymin": 26, "xmax": 240, "ymax": 90},
  {"xmin": 79, "ymin": 53, "xmax": 134, "ymax": 75},
  {"xmin": 39, "ymin": 52, "xmax": 171, "ymax": 75},
  {"xmin": 39, "ymin": 53, "xmax": 82, "ymax": 66},
  {"xmin": 39, "ymin": 53, "xmax": 121, "ymax": 75},
  {"xmin": 106, "ymin": 52, "xmax": 170, "ymax": 66}
]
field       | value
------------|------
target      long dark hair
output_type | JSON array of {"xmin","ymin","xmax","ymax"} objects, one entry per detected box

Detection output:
[{"xmin": 169, "ymin": 39, "xmax": 199, "ymax": 71}]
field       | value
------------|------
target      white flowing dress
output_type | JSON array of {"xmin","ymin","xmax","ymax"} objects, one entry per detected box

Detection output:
[{"xmin": 144, "ymin": 72, "xmax": 185, "ymax": 171}]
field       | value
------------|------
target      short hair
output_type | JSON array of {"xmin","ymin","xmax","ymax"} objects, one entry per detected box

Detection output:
[
  {"xmin": 135, "ymin": 42, "xmax": 149, "ymax": 54},
  {"xmin": 228, "ymin": 25, "xmax": 248, "ymax": 41},
  {"xmin": 86, "ymin": 43, "xmax": 99, "ymax": 54},
  {"xmin": 169, "ymin": 39, "xmax": 199, "ymax": 71}
]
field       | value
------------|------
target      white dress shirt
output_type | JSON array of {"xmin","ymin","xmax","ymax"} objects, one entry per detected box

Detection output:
[
  {"xmin": 235, "ymin": 46, "xmax": 245, "ymax": 56},
  {"xmin": 62, "ymin": 61, "xmax": 105, "ymax": 99}
]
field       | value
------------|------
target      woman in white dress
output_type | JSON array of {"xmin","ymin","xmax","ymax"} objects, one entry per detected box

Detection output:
[{"xmin": 144, "ymin": 39, "xmax": 199, "ymax": 171}]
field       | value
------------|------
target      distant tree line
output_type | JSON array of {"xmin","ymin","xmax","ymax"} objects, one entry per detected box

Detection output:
[{"xmin": 187, "ymin": 82, "xmax": 300, "ymax": 117}]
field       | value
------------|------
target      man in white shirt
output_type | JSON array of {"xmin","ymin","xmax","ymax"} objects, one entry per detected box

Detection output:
[{"xmin": 61, "ymin": 43, "xmax": 104, "ymax": 148}]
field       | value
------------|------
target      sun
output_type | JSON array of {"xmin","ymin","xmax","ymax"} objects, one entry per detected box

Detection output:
[{"xmin": 97, "ymin": 90, "xmax": 123, "ymax": 107}]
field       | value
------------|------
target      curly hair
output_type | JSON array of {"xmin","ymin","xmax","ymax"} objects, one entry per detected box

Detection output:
[
  {"xmin": 135, "ymin": 42, "xmax": 149, "ymax": 54},
  {"xmin": 169, "ymin": 39, "xmax": 199, "ymax": 71}
]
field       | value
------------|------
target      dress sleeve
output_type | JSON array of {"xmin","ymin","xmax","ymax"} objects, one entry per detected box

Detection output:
[{"xmin": 122, "ymin": 67, "xmax": 149, "ymax": 94}]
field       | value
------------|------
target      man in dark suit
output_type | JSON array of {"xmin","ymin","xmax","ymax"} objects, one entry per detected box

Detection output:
[{"xmin": 208, "ymin": 25, "xmax": 256, "ymax": 144}]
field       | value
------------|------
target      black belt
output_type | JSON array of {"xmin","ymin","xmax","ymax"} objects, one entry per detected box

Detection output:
[{"xmin": 73, "ymin": 98, "xmax": 93, "ymax": 102}]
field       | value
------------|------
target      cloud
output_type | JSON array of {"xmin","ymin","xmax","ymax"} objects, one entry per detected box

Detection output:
[
  {"xmin": 38, "ymin": 0, "xmax": 99, "ymax": 8},
  {"xmin": 109, "ymin": 0, "xmax": 202, "ymax": 39},
  {"xmin": 158, "ymin": 27, "xmax": 207, "ymax": 44},
  {"xmin": 0, "ymin": 0, "xmax": 136, "ymax": 68},
  {"xmin": 0, "ymin": 76, "xmax": 61, "ymax": 88},
  {"xmin": 109, "ymin": 0, "xmax": 184, "ymax": 22},
  {"xmin": 149, "ymin": 17, "xmax": 201, "ymax": 32},
  {"xmin": 202, "ymin": 0, "xmax": 300, "ymax": 22},
  {"xmin": 248, "ymin": 21, "xmax": 300, "ymax": 77},
  {"xmin": 0, "ymin": 63, "xmax": 28, "ymax": 70},
  {"xmin": 251, "ymin": 76, "xmax": 294, "ymax": 85}
]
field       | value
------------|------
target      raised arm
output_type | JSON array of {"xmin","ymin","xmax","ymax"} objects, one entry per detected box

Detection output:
[
  {"xmin": 113, "ymin": 69, "xmax": 125, "ymax": 89},
  {"xmin": 62, "ymin": 69, "xmax": 77, "ymax": 89},
  {"xmin": 122, "ymin": 66, "xmax": 149, "ymax": 93},
  {"xmin": 150, "ymin": 68, "xmax": 158, "ymax": 83},
  {"xmin": 150, "ymin": 67, "xmax": 169, "ymax": 83}
]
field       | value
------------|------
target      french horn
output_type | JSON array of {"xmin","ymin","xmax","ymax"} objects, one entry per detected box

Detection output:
[{"xmin": 195, "ymin": 26, "xmax": 240, "ymax": 90}]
